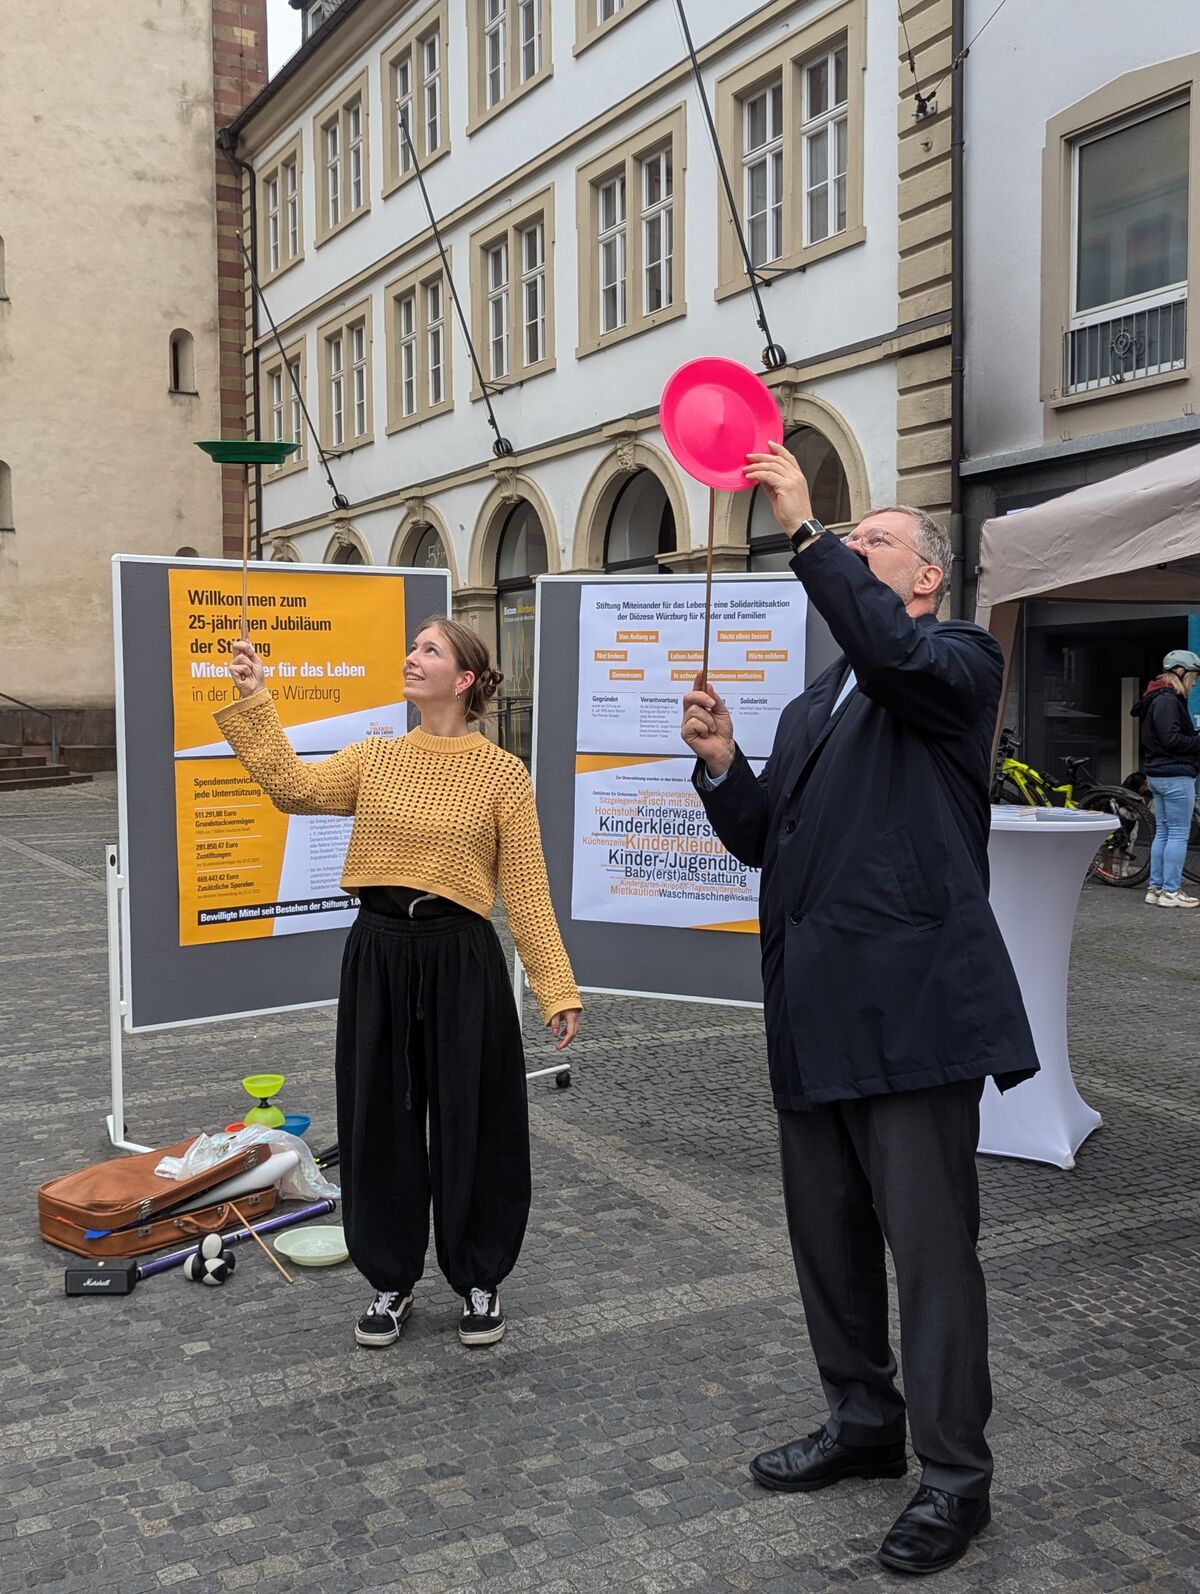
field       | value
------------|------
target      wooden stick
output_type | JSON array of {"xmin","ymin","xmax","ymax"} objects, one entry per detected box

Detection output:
[
  {"xmin": 700, "ymin": 488, "xmax": 717, "ymax": 689},
  {"xmin": 240, "ymin": 465, "xmax": 251, "ymax": 642},
  {"xmin": 228, "ymin": 1199, "xmax": 293, "ymax": 1284}
]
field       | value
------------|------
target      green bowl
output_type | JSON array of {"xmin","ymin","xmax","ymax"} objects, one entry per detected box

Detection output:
[{"xmin": 195, "ymin": 439, "xmax": 299, "ymax": 466}]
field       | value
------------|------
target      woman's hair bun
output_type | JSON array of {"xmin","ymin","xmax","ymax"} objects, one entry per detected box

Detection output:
[{"xmin": 477, "ymin": 666, "xmax": 504, "ymax": 700}]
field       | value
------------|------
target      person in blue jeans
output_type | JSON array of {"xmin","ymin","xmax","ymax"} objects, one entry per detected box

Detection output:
[{"xmin": 1130, "ymin": 649, "xmax": 1200, "ymax": 908}]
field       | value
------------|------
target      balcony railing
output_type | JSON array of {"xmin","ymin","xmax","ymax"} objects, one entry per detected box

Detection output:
[{"xmin": 1063, "ymin": 295, "xmax": 1187, "ymax": 395}]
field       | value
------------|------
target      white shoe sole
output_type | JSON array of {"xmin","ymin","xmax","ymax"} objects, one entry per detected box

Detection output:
[
  {"xmin": 458, "ymin": 1319, "xmax": 506, "ymax": 1346},
  {"xmin": 1158, "ymin": 897, "xmax": 1199, "ymax": 908},
  {"xmin": 355, "ymin": 1297, "xmax": 413, "ymax": 1347}
]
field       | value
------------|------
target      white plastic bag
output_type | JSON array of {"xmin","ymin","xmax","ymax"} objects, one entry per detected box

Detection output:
[{"xmin": 155, "ymin": 1125, "xmax": 340, "ymax": 1201}]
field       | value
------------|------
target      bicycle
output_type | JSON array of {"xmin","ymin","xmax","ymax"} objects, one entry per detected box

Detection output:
[{"xmin": 991, "ymin": 729, "xmax": 1153, "ymax": 887}]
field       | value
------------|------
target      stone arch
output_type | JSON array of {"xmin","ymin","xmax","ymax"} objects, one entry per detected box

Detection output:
[
  {"xmin": 467, "ymin": 471, "xmax": 561, "ymax": 589},
  {"xmin": 269, "ymin": 538, "xmax": 302, "ymax": 562},
  {"xmin": 322, "ymin": 524, "xmax": 371, "ymax": 564},
  {"xmin": 572, "ymin": 439, "xmax": 689, "ymax": 571},
  {"xmin": 719, "ymin": 391, "xmax": 871, "ymax": 550},
  {"xmin": 388, "ymin": 501, "xmax": 460, "ymax": 586}
]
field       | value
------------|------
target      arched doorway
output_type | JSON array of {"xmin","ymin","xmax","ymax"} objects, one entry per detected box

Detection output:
[
  {"xmin": 603, "ymin": 470, "xmax": 676, "ymax": 573},
  {"xmin": 747, "ymin": 425, "xmax": 851, "ymax": 569},
  {"xmin": 495, "ymin": 500, "xmax": 548, "ymax": 762},
  {"xmin": 409, "ymin": 523, "xmax": 449, "ymax": 570},
  {"xmin": 331, "ymin": 543, "xmax": 365, "ymax": 565}
]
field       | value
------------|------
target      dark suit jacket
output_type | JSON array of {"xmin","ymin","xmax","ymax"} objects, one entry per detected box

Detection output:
[{"xmin": 694, "ymin": 533, "xmax": 1039, "ymax": 1111}]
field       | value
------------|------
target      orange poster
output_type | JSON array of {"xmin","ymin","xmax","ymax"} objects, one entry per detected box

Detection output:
[{"xmin": 169, "ymin": 567, "xmax": 407, "ymax": 946}]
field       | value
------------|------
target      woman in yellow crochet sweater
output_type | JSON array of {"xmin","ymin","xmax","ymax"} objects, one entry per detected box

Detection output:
[{"xmin": 219, "ymin": 617, "xmax": 580, "ymax": 1350}]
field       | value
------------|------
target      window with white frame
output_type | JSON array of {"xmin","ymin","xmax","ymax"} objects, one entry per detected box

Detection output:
[
  {"xmin": 386, "ymin": 263, "xmax": 453, "ymax": 428},
  {"xmin": 398, "ymin": 294, "xmax": 418, "ymax": 417},
  {"xmin": 315, "ymin": 76, "xmax": 370, "ymax": 240},
  {"xmin": 348, "ymin": 99, "xmax": 364, "ymax": 211},
  {"xmin": 328, "ymin": 333, "xmax": 345, "ymax": 446},
  {"xmin": 1064, "ymin": 97, "xmax": 1189, "ymax": 394},
  {"xmin": 598, "ymin": 173, "xmax": 627, "ymax": 334},
  {"xmin": 641, "ymin": 145, "xmax": 673, "ymax": 314},
  {"xmin": 284, "ymin": 158, "xmax": 299, "ymax": 258},
  {"xmin": 265, "ymin": 175, "xmax": 281, "ymax": 273},
  {"xmin": 261, "ymin": 140, "xmax": 303, "ymax": 275},
  {"xmin": 321, "ymin": 303, "xmax": 372, "ymax": 447},
  {"xmin": 351, "ymin": 321, "xmax": 368, "ymax": 436},
  {"xmin": 715, "ymin": 8, "xmax": 866, "ymax": 296},
  {"xmin": 423, "ymin": 32, "xmax": 442, "ymax": 151},
  {"xmin": 471, "ymin": 193, "xmax": 555, "ymax": 391},
  {"xmin": 395, "ymin": 54, "xmax": 414, "ymax": 173},
  {"xmin": 744, "ymin": 81, "xmax": 783, "ymax": 267},
  {"xmin": 519, "ymin": 0, "xmax": 540, "ymax": 83},
  {"xmin": 426, "ymin": 278, "xmax": 445, "ymax": 406},
  {"xmin": 577, "ymin": 107, "xmax": 686, "ymax": 353},
  {"xmin": 487, "ymin": 240, "xmax": 510, "ymax": 379},
  {"xmin": 287, "ymin": 356, "xmax": 303, "ymax": 459},
  {"xmin": 264, "ymin": 347, "xmax": 306, "ymax": 471},
  {"xmin": 599, "ymin": 0, "xmax": 622, "ymax": 19},
  {"xmin": 485, "ymin": 0, "xmax": 506, "ymax": 108},
  {"xmin": 803, "ymin": 43, "xmax": 848, "ymax": 244},
  {"xmin": 270, "ymin": 367, "xmax": 285, "ymax": 443},
  {"xmin": 521, "ymin": 221, "xmax": 546, "ymax": 366},
  {"xmin": 384, "ymin": 5, "xmax": 448, "ymax": 189},
  {"xmin": 325, "ymin": 121, "xmax": 342, "ymax": 230},
  {"xmin": 472, "ymin": 0, "xmax": 549, "ymax": 125}
]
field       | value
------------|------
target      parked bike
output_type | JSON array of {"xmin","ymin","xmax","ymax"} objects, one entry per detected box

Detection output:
[{"xmin": 991, "ymin": 729, "xmax": 1153, "ymax": 887}]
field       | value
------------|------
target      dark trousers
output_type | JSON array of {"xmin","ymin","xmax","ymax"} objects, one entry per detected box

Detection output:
[
  {"xmin": 334, "ymin": 907, "xmax": 531, "ymax": 1299},
  {"xmin": 777, "ymin": 1080, "xmax": 992, "ymax": 1498}
]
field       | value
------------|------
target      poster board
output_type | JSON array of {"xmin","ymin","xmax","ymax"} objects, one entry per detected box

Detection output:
[
  {"xmin": 532, "ymin": 573, "xmax": 840, "ymax": 1006},
  {"xmin": 113, "ymin": 557, "xmax": 451, "ymax": 1031}
]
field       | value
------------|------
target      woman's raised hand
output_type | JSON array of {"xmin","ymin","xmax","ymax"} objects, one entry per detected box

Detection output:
[{"xmin": 229, "ymin": 639, "xmax": 266, "ymax": 699}]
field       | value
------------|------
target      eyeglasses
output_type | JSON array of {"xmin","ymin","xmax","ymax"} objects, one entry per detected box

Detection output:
[{"xmin": 845, "ymin": 526, "xmax": 932, "ymax": 564}]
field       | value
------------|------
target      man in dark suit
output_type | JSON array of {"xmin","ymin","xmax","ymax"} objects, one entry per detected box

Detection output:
[{"xmin": 680, "ymin": 441, "xmax": 1038, "ymax": 1577}]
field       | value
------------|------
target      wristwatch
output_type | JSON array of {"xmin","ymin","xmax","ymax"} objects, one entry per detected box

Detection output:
[{"xmin": 788, "ymin": 518, "xmax": 826, "ymax": 554}]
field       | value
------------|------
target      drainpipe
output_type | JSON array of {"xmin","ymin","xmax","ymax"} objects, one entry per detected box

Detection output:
[
  {"xmin": 215, "ymin": 126, "xmax": 264, "ymax": 558},
  {"xmin": 949, "ymin": 0, "xmax": 966, "ymax": 618}
]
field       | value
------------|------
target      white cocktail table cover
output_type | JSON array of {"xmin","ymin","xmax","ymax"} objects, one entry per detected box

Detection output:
[{"xmin": 979, "ymin": 807, "xmax": 1115, "ymax": 1169}]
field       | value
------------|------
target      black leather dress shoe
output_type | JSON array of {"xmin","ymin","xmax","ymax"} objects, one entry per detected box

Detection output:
[
  {"xmin": 750, "ymin": 1425, "xmax": 908, "ymax": 1493},
  {"xmin": 877, "ymin": 1485, "xmax": 990, "ymax": 1575}
]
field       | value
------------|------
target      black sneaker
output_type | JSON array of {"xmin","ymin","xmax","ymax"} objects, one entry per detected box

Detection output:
[
  {"xmin": 459, "ymin": 1287, "xmax": 505, "ymax": 1346},
  {"xmin": 354, "ymin": 1290, "xmax": 413, "ymax": 1347}
]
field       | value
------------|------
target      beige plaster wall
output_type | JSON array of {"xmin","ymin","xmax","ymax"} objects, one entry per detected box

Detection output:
[{"xmin": 0, "ymin": 2, "xmax": 228, "ymax": 710}]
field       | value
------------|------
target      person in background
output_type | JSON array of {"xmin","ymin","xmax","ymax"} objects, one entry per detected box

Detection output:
[
  {"xmin": 219, "ymin": 617, "xmax": 580, "ymax": 1349},
  {"xmin": 1130, "ymin": 649, "xmax": 1200, "ymax": 909}
]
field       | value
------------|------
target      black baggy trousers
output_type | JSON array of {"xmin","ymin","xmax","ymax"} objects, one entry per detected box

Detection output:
[
  {"xmin": 777, "ymin": 1079, "xmax": 992, "ymax": 1498},
  {"xmin": 334, "ymin": 906, "xmax": 531, "ymax": 1299}
]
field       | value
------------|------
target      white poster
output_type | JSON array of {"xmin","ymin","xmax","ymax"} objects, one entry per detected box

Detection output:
[
  {"xmin": 571, "ymin": 755, "xmax": 763, "ymax": 932},
  {"xmin": 577, "ymin": 582, "xmax": 806, "ymax": 758}
]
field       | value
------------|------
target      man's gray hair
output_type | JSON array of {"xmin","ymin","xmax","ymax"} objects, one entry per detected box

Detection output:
[{"xmin": 867, "ymin": 505, "xmax": 952, "ymax": 604}]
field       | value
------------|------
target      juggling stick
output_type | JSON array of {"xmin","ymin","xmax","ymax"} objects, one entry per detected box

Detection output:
[
  {"xmin": 228, "ymin": 1199, "xmax": 293, "ymax": 1284},
  {"xmin": 700, "ymin": 490, "xmax": 716, "ymax": 689},
  {"xmin": 137, "ymin": 1199, "xmax": 335, "ymax": 1280}
]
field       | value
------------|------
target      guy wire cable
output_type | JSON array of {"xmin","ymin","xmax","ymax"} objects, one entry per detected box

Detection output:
[
  {"xmin": 670, "ymin": 0, "xmax": 787, "ymax": 370},
  {"xmin": 399, "ymin": 115, "xmax": 515, "ymax": 458},
  {"xmin": 898, "ymin": 1, "xmax": 935, "ymax": 120},
  {"xmin": 238, "ymin": 233, "xmax": 352, "ymax": 512},
  {"xmin": 921, "ymin": 0, "xmax": 1015, "ymax": 110}
]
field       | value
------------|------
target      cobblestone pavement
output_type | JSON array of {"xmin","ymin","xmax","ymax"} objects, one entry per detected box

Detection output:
[{"xmin": 2, "ymin": 775, "xmax": 1199, "ymax": 1593}]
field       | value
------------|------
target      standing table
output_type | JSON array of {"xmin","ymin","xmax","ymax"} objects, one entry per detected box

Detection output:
[{"xmin": 980, "ymin": 807, "xmax": 1115, "ymax": 1169}]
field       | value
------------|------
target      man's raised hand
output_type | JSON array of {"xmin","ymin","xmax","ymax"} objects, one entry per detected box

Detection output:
[{"xmin": 681, "ymin": 673, "xmax": 736, "ymax": 777}]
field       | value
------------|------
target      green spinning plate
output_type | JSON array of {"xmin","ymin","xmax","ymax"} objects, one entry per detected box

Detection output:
[{"xmin": 195, "ymin": 439, "xmax": 299, "ymax": 466}]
